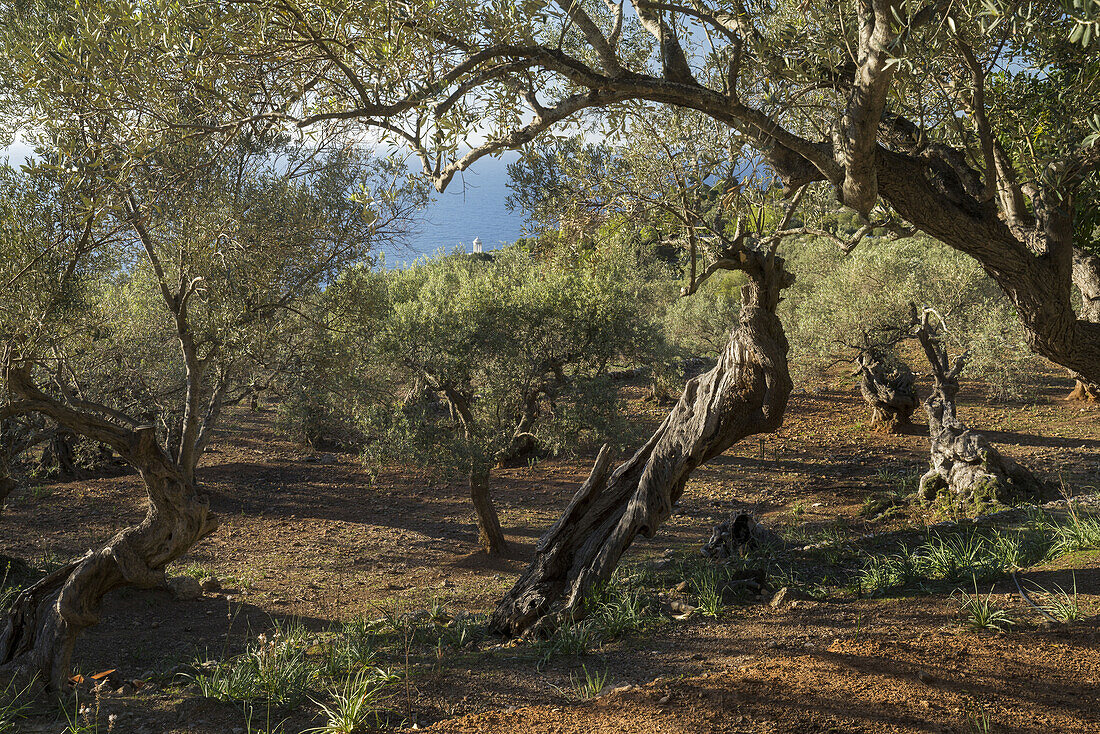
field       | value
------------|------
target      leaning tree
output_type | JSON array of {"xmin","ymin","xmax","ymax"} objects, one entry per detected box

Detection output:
[
  {"xmin": 6, "ymin": 0, "xmax": 1100, "ymax": 635},
  {"xmin": 0, "ymin": 128, "xmax": 419, "ymax": 687}
]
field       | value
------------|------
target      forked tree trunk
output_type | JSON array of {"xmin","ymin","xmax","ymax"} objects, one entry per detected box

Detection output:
[
  {"xmin": 470, "ymin": 468, "xmax": 507, "ymax": 556},
  {"xmin": 489, "ymin": 247, "xmax": 792, "ymax": 637},
  {"xmin": 1068, "ymin": 250, "xmax": 1100, "ymax": 401},
  {"xmin": 0, "ymin": 414, "xmax": 217, "ymax": 689},
  {"xmin": 911, "ymin": 307, "xmax": 1043, "ymax": 511},
  {"xmin": 855, "ymin": 349, "xmax": 918, "ymax": 431}
]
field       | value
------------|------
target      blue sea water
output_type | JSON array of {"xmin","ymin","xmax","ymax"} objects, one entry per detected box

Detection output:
[
  {"xmin": 386, "ymin": 153, "xmax": 527, "ymax": 266},
  {"xmin": 3, "ymin": 142, "xmax": 528, "ymax": 266}
]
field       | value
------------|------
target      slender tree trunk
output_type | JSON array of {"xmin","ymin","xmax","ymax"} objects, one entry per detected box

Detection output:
[
  {"xmin": 489, "ymin": 247, "xmax": 792, "ymax": 637},
  {"xmin": 469, "ymin": 467, "xmax": 507, "ymax": 556},
  {"xmin": 1068, "ymin": 250, "xmax": 1100, "ymax": 401}
]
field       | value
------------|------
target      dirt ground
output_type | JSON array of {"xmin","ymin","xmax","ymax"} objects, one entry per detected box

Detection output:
[{"xmin": 1, "ymin": 373, "xmax": 1098, "ymax": 733}]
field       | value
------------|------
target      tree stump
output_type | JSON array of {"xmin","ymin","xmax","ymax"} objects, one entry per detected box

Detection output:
[
  {"xmin": 855, "ymin": 349, "xmax": 918, "ymax": 431},
  {"xmin": 911, "ymin": 307, "xmax": 1043, "ymax": 512}
]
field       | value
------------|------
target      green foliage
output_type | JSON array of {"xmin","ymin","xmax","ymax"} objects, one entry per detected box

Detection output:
[
  {"xmin": 568, "ymin": 665, "xmax": 609, "ymax": 701},
  {"xmin": 533, "ymin": 620, "xmax": 598, "ymax": 669},
  {"xmin": 781, "ymin": 235, "xmax": 1042, "ymax": 395},
  {"xmin": 189, "ymin": 622, "xmax": 319, "ymax": 709},
  {"xmin": 303, "ymin": 667, "xmax": 401, "ymax": 734},
  {"xmin": 587, "ymin": 578, "xmax": 653, "ymax": 640},
  {"xmin": 955, "ymin": 577, "xmax": 1015, "ymax": 632},
  {"xmin": 289, "ymin": 243, "xmax": 662, "ymax": 490},
  {"xmin": 662, "ymin": 270, "xmax": 746, "ymax": 358},
  {"xmin": 858, "ymin": 509, "xmax": 1100, "ymax": 597},
  {"xmin": 0, "ymin": 676, "xmax": 32, "ymax": 731}
]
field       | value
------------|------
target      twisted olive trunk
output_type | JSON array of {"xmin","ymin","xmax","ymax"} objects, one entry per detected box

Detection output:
[
  {"xmin": 912, "ymin": 309, "xmax": 1043, "ymax": 511},
  {"xmin": 1069, "ymin": 250, "xmax": 1100, "ymax": 401},
  {"xmin": 0, "ymin": 426, "xmax": 216, "ymax": 689},
  {"xmin": 489, "ymin": 248, "xmax": 792, "ymax": 637},
  {"xmin": 855, "ymin": 350, "xmax": 918, "ymax": 432}
]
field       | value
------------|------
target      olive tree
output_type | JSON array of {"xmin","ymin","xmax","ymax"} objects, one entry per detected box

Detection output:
[
  {"xmin": 297, "ymin": 246, "xmax": 662, "ymax": 556},
  {"xmin": 0, "ymin": 134, "xmax": 420, "ymax": 688}
]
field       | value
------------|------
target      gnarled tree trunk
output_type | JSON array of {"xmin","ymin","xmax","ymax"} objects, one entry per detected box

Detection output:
[
  {"xmin": 911, "ymin": 308, "xmax": 1043, "ymax": 512},
  {"xmin": 855, "ymin": 349, "xmax": 918, "ymax": 431},
  {"xmin": 0, "ymin": 363, "xmax": 218, "ymax": 690},
  {"xmin": 489, "ymin": 247, "xmax": 792, "ymax": 637},
  {"xmin": 1068, "ymin": 250, "xmax": 1100, "ymax": 401},
  {"xmin": 0, "ymin": 426, "xmax": 216, "ymax": 690}
]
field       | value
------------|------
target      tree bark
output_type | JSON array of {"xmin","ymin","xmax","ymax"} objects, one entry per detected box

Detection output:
[
  {"xmin": 911, "ymin": 308, "xmax": 1043, "ymax": 511},
  {"xmin": 470, "ymin": 467, "xmax": 507, "ymax": 556},
  {"xmin": 855, "ymin": 350, "xmax": 917, "ymax": 432},
  {"xmin": 0, "ymin": 363, "xmax": 218, "ymax": 690},
  {"xmin": 1068, "ymin": 250, "xmax": 1100, "ymax": 401},
  {"xmin": 489, "ymin": 246, "xmax": 792, "ymax": 637},
  {"xmin": 0, "ymin": 426, "xmax": 216, "ymax": 690}
]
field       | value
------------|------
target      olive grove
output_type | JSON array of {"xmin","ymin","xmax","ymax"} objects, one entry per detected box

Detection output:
[{"xmin": 1, "ymin": 0, "xmax": 1099, "ymax": 676}]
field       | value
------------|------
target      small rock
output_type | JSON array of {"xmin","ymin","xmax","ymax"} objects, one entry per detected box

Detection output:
[
  {"xmin": 167, "ymin": 576, "xmax": 202, "ymax": 601},
  {"xmin": 657, "ymin": 695, "xmax": 671, "ymax": 705},
  {"xmin": 199, "ymin": 576, "xmax": 221, "ymax": 593},
  {"xmin": 802, "ymin": 642, "xmax": 815, "ymax": 651},
  {"xmin": 917, "ymin": 670, "xmax": 934, "ymax": 684},
  {"xmin": 668, "ymin": 600, "xmax": 696, "ymax": 615},
  {"xmin": 764, "ymin": 640, "xmax": 780, "ymax": 649},
  {"xmin": 608, "ymin": 685, "xmax": 635, "ymax": 695}
]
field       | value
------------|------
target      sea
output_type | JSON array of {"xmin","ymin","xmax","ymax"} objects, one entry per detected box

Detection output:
[
  {"xmin": 3, "ymin": 143, "xmax": 528, "ymax": 268},
  {"xmin": 387, "ymin": 153, "xmax": 526, "ymax": 266}
]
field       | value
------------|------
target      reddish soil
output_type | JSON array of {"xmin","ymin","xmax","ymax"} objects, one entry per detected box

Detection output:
[{"xmin": 1, "ymin": 374, "xmax": 1098, "ymax": 733}]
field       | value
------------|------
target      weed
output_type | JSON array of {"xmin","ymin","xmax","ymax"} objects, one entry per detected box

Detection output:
[
  {"xmin": 954, "ymin": 578, "xmax": 1014, "ymax": 632},
  {"xmin": 177, "ymin": 563, "xmax": 216, "ymax": 580},
  {"xmin": 242, "ymin": 702, "xmax": 288, "ymax": 734},
  {"xmin": 965, "ymin": 705, "xmax": 993, "ymax": 733},
  {"xmin": 589, "ymin": 580, "xmax": 652, "ymax": 638},
  {"xmin": 1049, "ymin": 512, "xmax": 1100, "ymax": 555},
  {"xmin": 61, "ymin": 690, "xmax": 104, "ymax": 734},
  {"xmin": 534, "ymin": 620, "xmax": 597, "ymax": 669},
  {"xmin": 0, "ymin": 563, "xmax": 23, "ymax": 615},
  {"xmin": 190, "ymin": 621, "xmax": 318, "ymax": 708},
  {"xmin": 1036, "ymin": 574, "xmax": 1084, "ymax": 623},
  {"xmin": 0, "ymin": 676, "xmax": 32, "ymax": 731},
  {"xmin": 303, "ymin": 667, "xmax": 401, "ymax": 734},
  {"xmin": 569, "ymin": 665, "xmax": 608, "ymax": 701},
  {"xmin": 322, "ymin": 619, "xmax": 379, "ymax": 677}
]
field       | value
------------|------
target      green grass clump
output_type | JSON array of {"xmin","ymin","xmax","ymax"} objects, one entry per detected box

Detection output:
[
  {"xmin": 955, "ymin": 578, "xmax": 1015, "ymax": 632},
  {"xmin": 189, "ymin": 621, "xmax": 319, "ymax": 708},
  {"xmin": 303, "ymin": 667, "xmax": 401, "ymax": 734},
  {"xmin": 569, "ymin": 665, "xmax": 609, "ymax": 701}
]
